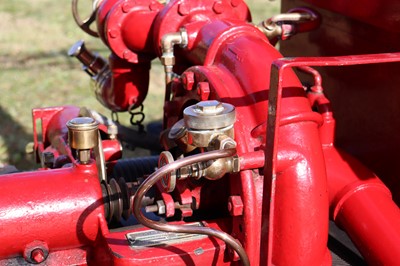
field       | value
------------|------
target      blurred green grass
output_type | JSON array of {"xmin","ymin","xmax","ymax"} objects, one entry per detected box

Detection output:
[{"xmin": 0, "ymin": 0, "xmax": 279, "ymax": 170}]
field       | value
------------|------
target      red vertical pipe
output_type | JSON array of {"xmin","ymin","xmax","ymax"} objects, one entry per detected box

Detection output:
[
  {"xmin": 324, "ymin": 147, "xmax": 400, "ymax": 265},
  {"xmin": 263, "ymin": 119, "xmax": 331, "ymax": 265}
]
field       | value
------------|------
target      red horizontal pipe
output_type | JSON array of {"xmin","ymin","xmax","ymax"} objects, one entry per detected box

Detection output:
[
  {"xmin": 324, "ymin": 147, "xmax": 400, "ymax": 265},
  {"xmin": 239, "ymin": 151, "xmax": 265, "ymax": 170},
  {"xmin": 0, "ymin": 163, "xmax": 104, "ymax": 259}
]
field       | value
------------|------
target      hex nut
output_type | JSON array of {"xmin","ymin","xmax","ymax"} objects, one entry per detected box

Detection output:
[
  {"xmin": 228, "ymin": 196, "xmax": 243, "ymax": 216},
  {"xmin": 181, "ymin": 71, "xmax": 195, "ymax": 91},
  {"xmin": 161, "ymin": 55, "xmax": 175, "ymax": 66}
]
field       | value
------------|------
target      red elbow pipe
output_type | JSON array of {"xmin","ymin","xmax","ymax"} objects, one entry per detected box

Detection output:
[
  {"xmin": 263, "ymin": 121, "xmax": 331, "ymax": 265},
  {"xmin": 324, "ymin": 147, "xmax": 400, "ymax": 265}
]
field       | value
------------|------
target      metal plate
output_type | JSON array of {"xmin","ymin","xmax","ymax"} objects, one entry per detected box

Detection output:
[{"xmin": 126, "ymin": 222, "xmax": 207, "ymax": 248}]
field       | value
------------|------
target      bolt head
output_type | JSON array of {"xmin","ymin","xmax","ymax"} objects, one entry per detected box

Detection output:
[
  {"xmin": 123, "ymin": 50, "xmax": 133, "ymax": 60},
  {"xmin": 196, "ymin": 82, "xmax": 210, "ymax": 101},
  {"xmin": 31, "ymin": 248, "xmax": 45, "ymax": 263},
  {"xmin": 181, "ymin": 71, "xmax": 195, "ymax": 91},
  {"xmin": 108, "ymin": 29, "xmax": 119, "ymax": 39},
  {"xmin": 122, "ymin": 2, "xmax": 132, "ymax": 13},
  {"xmin": 194, "ymin": 100, "xmax": 224, "ymax": 115},
  {"xmin": 213, "ymin": 1, "xmax": 224, "ymax": 14},
  {"xmin": 228, "ymin": 196, "xmax": 243, "ymax": 216}
]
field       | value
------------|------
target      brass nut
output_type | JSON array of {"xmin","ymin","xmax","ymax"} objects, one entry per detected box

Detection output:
[{"xmin": 161, "ymin": 55, "xmax": 175, "ymax": 66}]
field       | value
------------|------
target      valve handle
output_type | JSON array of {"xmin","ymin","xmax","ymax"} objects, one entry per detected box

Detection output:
[
  {"xmin": 71, "ymin": 0, "xmax": 100, "ymax": 37},
  {"xmin": 158, "ymin": 151, "xmax": 176, "ymax": 193}
]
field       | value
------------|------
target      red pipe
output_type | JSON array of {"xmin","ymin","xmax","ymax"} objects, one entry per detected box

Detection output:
[
  {"xmin": 324, "ymin": 147, "xmax": 400, "ymax": 265},
  {"xmin": 263, "ymin": 118, "xmax": 331, "ymax": 265},
  {"xmin": 181, "ymin": 18, "xmax": 331, "ymax": 264},
  {"xmin": 0, "ymin": 163, "xmax": 104, "ymax": 259},
  {"xmin": 239, "ymin": 151, "xmax": 265, "ymax": 170},
  {"xmin": 266, "ymin": 53, "xmax": 400, "ymax": 264}
]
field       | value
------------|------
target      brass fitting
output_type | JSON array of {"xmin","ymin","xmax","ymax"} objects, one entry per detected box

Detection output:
[
  {"xmin": 160, "ymin": 28, "xmax": 188, "ymax": 84},
  {"xmin": 67, "ymin": 117, "xmax": 99, "ymax": 164},
  {"xmin": 183, "ymin": 100, "xmax": 236, "ymax": 147}
]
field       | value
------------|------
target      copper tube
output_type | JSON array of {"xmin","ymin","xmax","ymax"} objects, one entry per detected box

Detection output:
[{"xmin": 132, "ymin": 148, "xmax": 250, "ymax": 266}]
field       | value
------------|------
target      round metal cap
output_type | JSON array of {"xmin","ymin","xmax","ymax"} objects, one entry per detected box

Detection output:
[
  {"xmin": 67, "ymin": 117, "xmax": 99, "ymax": 131},
  {"xmin": 67, "ymin": 117, "xmax": 99, "ymax": 150},
  {"xmin": 183, "ymin": 100, "xmax": 235, "ymax": 130}
]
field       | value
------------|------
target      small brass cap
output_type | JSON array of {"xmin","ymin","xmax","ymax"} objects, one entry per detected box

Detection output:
[{"xmin": 67, "ymin": 117, "xmax": 99, "ymax": 150}]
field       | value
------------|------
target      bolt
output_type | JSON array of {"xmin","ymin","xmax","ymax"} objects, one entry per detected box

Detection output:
[
  {"xmin": 213, "ymin": 1, "xmax": 224, "ymax": 14},
  {"xmin": 228, "ymin": 195, "xmax": 243, "ymax": 216},
  {"xmin": 122, "ymin": 2, "xmax": 132, "ymax": 13},
  {"xmin": 31, "ymin": 248, "xmax": 45, "ymax": 264},
  {"xmin": 178, "ymin": 3, "xmax": 189, "ymax": 16},
  {"xmin": 196, "ymin": 82, "xmax": 210, "ymax": 101},
  {"xmin": 108, "ymin": 29, "xmax": 119, "ymax": 39},
  {"xmin": 181, "ymin": 71, "xmax": 195, "ymax": 91},
  {"xmin": 123, "ymin": 50, "xmax": 132, "ymax": 60},
  {"xmin": 194, "ymin": 100, "xmax": 224, "ymax": 115}
]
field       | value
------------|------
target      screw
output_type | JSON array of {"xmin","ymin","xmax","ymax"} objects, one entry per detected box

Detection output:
[{"xmin": 31, "ymin": 248, "xmax": 45, "ymax": 264}]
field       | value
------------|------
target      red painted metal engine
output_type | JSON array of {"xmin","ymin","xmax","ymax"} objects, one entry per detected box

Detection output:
[{"xmin": 1, "ymin": 0, "xmax": 400, "ymax": 265}]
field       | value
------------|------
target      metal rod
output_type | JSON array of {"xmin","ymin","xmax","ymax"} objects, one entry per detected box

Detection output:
[{"xmin": 132, "ymin": 148, "xmax": 250, "ymax": 266}]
